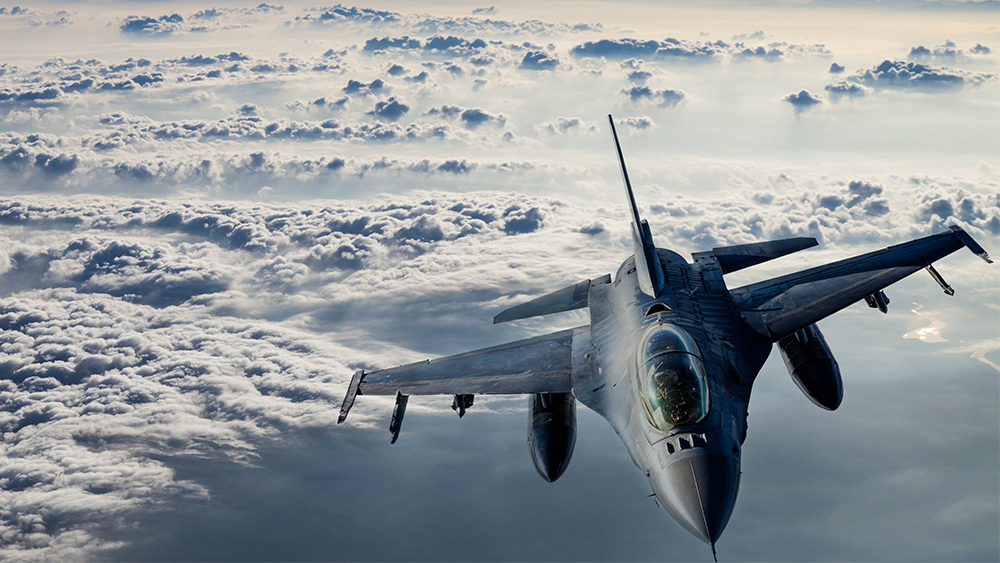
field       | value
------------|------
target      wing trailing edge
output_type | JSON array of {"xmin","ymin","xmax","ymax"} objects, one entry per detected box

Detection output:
[{"xmin": 731, "ymin": 226, "xmax": 992, "ymax": 341}]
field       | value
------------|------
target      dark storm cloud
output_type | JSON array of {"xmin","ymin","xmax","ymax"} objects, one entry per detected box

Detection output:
[
  {"xmin": 842, "ymin": 60, "xmax": 995, "ymax": 92},
  {"xmin": 570, "ymin": 38, "xmax": 728, "ymax": 62},
  {"xmin": 519, "ymin": 51, "xmax": 559, "ymax": 70},
  {"xmin": 620, "ymin": 85, "xmax": 685, "ymax": 108},
  {"xmin": 783, "ymin": 90, "xmax": 822, "ymax": 114}
]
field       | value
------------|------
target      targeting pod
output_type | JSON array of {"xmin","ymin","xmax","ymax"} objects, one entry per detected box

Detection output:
[{"xmin": 777, "ymin": 324, "xmax": 843, "ymax": 411}]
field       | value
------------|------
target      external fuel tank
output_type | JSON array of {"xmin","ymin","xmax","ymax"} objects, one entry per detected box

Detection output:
[
  {"xmin": 777, "ymin": 323, "xmax": 843, "ymax": 410},
  {"xmin": 528, "ymin": 392, "xmax": 577, "ymax": 482}
]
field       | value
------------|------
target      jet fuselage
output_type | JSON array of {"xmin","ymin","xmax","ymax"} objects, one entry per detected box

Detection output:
[{"xmin": 573, "ymin": 247, "xmax": 772, "ymax": 544}]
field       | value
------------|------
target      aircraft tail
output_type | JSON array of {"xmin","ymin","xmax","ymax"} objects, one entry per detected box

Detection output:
[{"xmin": 608, "ymin": 114, "xmax": 665, "ymax": 297}]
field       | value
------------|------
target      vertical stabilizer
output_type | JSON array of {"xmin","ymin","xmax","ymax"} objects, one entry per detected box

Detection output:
[{"xmin": 609, "ymin": 115, "xmax": 665, "ymax": 297}]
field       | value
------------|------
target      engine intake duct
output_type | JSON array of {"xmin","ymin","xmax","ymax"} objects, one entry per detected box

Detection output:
[
  {"xmin": 777, "ymin": 324, "xmax": 843, "ymax": 411},
  {"xmin": 528, "ymin": 392, "xmax": 577, "ymax": 482}
]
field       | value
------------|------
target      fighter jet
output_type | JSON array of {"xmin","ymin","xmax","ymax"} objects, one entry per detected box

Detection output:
[{"xmin": 338, "ymin": 115, "xmax": 992, "ymax": 555}]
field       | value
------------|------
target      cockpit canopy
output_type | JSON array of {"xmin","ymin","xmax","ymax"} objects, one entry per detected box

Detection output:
[{"xmin": 636, "ymin": 324, "xmax": 710, "ymax": 432}]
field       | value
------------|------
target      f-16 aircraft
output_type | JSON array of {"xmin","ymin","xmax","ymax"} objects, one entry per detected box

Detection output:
[{"xmin": 338, "ymin": 115, "xmax": 992, "ymax": 556}]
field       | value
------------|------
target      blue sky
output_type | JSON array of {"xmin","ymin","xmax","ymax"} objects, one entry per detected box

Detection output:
[{"xmin": 0, "ymin": 1, "xmax": 997, "ymax": 561}]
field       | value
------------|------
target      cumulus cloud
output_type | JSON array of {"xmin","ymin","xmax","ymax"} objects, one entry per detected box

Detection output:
[
  {"xmin": 119, "ymin": 14, "xmax": 187, "ymax": 35},
  {"xmin": 732, "ymin": 31, "xmax": 767, "ymax": 41},
  {"xmin": 519, "ymin": 50, "xmax": 560, "ymax": 70},
  {"xmin": 620, "ymin": 85, "xmax": 685, "ymax": 107},
  {"xmin": 293, "ymin": 6, "xmax": 601, "ymax": 36},
  {"xmin": 0, "ymin": 129, "xmax": 542, "ymax": 195},
  {"xmin": 0, "ymin": 51, "xmax": 351, "ymax": 111},
  {"xmin": 0, "ymin": 5, "xmax": 71, "ymax": 27},
  {"xmin": 908, "ymin": 40, "xmax": 993, "ymax": 63},
  {"xmin": 425, "ymin": 105, "xmax": 506, "ymax": 129},
  {"xmin": 829, "ymin": 62, "xmax": 845, "ymax": 74},
  {"xmin": 783, "ymin": 90, "xmax": 823, "ymax": 114},
  {"xmin": 368, "ymin": 97, "xmax": 410, "ymax": 121},
  {"xmin": 627, "ymin": 70, "xmax": 652, "ymax": 83},
  {"xmin": 534, "ymin": 117, "xmax": 597, "ymax": 136},
  {"xmin": 842, "ymin": 60, "xmax": 995, "ymax": 92},
  {"xmin": 824, "ymin": 81, "xmax": 871, "ymax": 101},
  {"xmin": 570, "ymin": 38, "xmax": 727, "ymax": 62},
  {"xmin": 619, "ymin": 58, "xmax": 643, "ymax": 70},
  {"xmin": 732, "ymin": 46, "xmax": 784, "ymax": 62},
  {"xmin": 286, "ymin": 96, "xmax": 350, "ymax": 113},
  {"xmin": 617, "ymin": 115, "xmax": 655, "ymax": 133}
]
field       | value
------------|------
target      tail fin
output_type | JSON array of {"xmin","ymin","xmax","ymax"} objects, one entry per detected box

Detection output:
[{"xmin": 609, "ymin": 115, "xmax": 665, "ymax": 297}]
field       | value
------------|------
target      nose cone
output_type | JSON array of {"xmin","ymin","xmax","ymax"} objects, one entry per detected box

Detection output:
[{"xmin": 651, "ymin": 453, "xmax": 740, "ymax": 544}]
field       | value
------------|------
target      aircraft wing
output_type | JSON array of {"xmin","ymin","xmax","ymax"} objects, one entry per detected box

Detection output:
[
  {"xmin": 338, "ymin": 326, "xmax": 593, "ymax": 423},
  {"xmin": 730, "ymin": 226, "xmax": 992, "ymax": 341}
]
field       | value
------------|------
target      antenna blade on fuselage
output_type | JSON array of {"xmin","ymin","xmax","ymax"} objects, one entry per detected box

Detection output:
[{"xmin": 608, "ymin": 114, "xmax": 664, "ymax": 297}]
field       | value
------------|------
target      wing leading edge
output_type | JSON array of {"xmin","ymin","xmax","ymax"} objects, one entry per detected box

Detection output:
[
  {"xmin": 338, "ymin": 326, "xmax": 592, "ymax": 423},
  {"xmin": 731, "ymin": 226, "xmax": 992, "ymax": 341}
]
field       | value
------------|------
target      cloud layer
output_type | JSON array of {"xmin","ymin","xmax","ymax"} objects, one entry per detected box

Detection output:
[{"xmin": 0, "ymin": 2, "xmax": 997, "ymax": 561}]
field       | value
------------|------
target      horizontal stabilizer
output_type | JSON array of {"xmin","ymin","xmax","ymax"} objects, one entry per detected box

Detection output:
[
  {"xmin": 696, "ymin": 237, "xmax": 818, "ymax": 275},
  {"xmin": 494, "ymin": 277, "xmax": 606, "ymax": 324}
]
